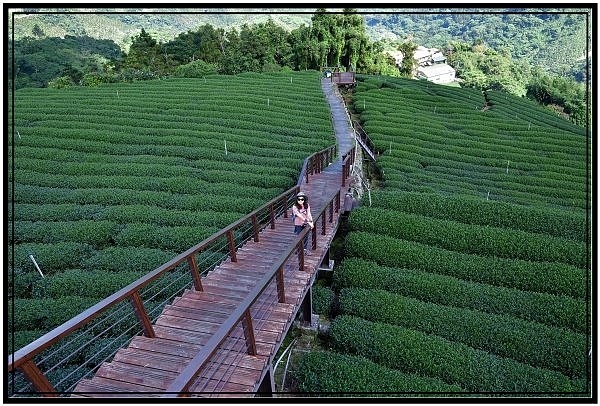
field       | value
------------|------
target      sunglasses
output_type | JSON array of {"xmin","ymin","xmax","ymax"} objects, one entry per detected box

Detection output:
[{"xmin": 297, "ymin": 197, "xmax": 305, "ymax": 200}]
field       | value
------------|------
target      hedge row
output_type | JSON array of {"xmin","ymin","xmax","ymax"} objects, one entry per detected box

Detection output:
[
  {"xmin": 330, "ymin": 315, "xmax": 585, "ymax": 393},
  {"xmin": 12, "ymin": 220, "xmax": 119, "ymax": 249},
  {"xmin": 113, "ymin": 223, "xmax": 220, "ymax": 251},
  {"xmin": 12, "ymin": 183, "xmax": 266, "ymax": 214},
  {"xmin": 11, "ymin": 242, "xmax": 95, "ymax": 275},
  {"xmin": 15, "ymin": 145, "xmax": 302, "ymax": 180},
  {"xmin": 31, "ymin": 269, "xmax": 144, "ymax": 300},
  {"xmin": 294, "ymin": 350, "xmax": 463, "ymax": 394},
  {"xmin": 368, "ymin": 190, "xmax": 587, "ymax": 241},
  {"xmin": 348, "ymin": 207, "xmax": 587, "ymax": 268},
  {"xmin": 12, "ymin": 203, "xmax": 105, "ymax": 222},
  {"xmin": 344, "ymin": 231, "xmax": 586, "ymax": 299},
  {"xmin": 368, "ymin": 123, "xmax": 585, "ymax": 173},
  {"xmin": 332, "ymin": 258, "xmax": 586, "ymax": 334},
  {"xmin": 15, "ymin": 169, "xmax": 293, "ymax": 191},
  {"xmin": 375, "ymin": 152, "xmax": 586, "ymax": 204},
  {"xmin": 8, "ymin": 296, "xmax": 99, "ymax": 331},
  {"xmin": 311, "ymin": 285, "xmax": 335, "ymax": 317},
  {"xmin": 14, "ymin": 143, "xmax": 304, "ymax": 174},
  {"xmin": 81, "ymin": 246, "xmax": 177, "ymax": 273},
  {"xmin": 338, "ymin": 287, "xmax": 587, "ymax": 379}
]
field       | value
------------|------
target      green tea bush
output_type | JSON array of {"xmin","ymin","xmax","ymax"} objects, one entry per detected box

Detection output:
[
  {"xmin": 330, "ymin": 315, "xmax": 583, "ymax": 393},
  {"xmin": 312, "ymin": 285, "xmax": 335, "ymax": 317},
  {"xmin": 13, "ymin": 220, "xmax": 119, "ymax": 249},
  {"xmin": 339, "ymin": 288, "xmax": 587, "ymax": 378},
  {"xmin": 295, "ymin": 350, "xmax": 463, "ymax": 394},
  {"xmin": 332, "ymin": 258, "xmax": 586, "ymax": 334},
  {"xmin": 82, "ymin": 246, "xmax": 176, "ymax": 273},
  {"xmin": 9, "ymin": 296, "xmax": 99, "ymax": 332},
  {"xmin": 344, "ymin": 231, "xmax": 585, "ymax": 299},
  {"xmin": 12, "ymin": 242, "xmax": 94, "ymax": 275},
  {"xmin": 7, "ymin": 329, "xmax": 46, "ymax": 353},
  {"xmin": 348, "ymin": 207, "xmax": 587, "ymax": 268},
  {"xmin": 13, "ymin": 203, "xmax": 104, "ymax": 222},
  {"xmin": 113, "ymin": 223, "xmax": 219, "ymax": 251},
  {"xmin": 32, "ymin": 269, "xmax": 144, "ymax": 299},
  {"xmin": 368, "ymin": 191, "xmax": 587, "ymax": 242}
]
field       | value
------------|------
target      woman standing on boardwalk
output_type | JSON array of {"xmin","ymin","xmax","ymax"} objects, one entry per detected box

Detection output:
[{"xmin": 292, "ymin": 191, "xmax": 314, "ymax": 255}]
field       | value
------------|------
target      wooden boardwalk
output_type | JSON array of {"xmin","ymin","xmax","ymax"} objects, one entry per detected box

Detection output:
[
  {"xmin": 71, "ymin": 161, "xmax": 351, "ymax": 397},
  {"xmin": 70, "ymin": 73, "xmax": 356, "ymax": 397}
]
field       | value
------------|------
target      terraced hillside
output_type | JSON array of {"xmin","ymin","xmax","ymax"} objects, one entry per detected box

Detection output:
[
  {"xmin": 295, "ymin": 76, "xmax": 591, "ymax": 397},
  {"xmin": 8, "ymin": 71, "xmax": 335, "ymax": 351}
]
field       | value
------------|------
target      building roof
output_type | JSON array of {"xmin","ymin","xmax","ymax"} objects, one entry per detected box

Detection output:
[{"xmin": 416, "ymin": 63, "xmax": 456, "ymax": 78}]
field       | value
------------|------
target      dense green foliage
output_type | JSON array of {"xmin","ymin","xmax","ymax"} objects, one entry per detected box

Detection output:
[
  {"xmin": 368, "ymin": 190, "xmax": 587, "ymax": 241},
  {"xmin": 333, "ymin": 258, "xmax": 586, "ymax": 334},
  {"xmin": 348, "ymin": 207, "xmax": 586, "ymax": 267},
  {"xmin": 338, "ymin": 287, "xmax": 587, "ymax": 378},
  {"xmin": 354, "ymin": 76, "xmax": 588, "ymax": 208},
  {"xmin": 296, "ymin": 351, "xmax": 463, "ymax": 394},
  {"xmin": 294, "ymin": 73, "xmax": 591, "ymax": 396},
  {"xmin": 369, "ymin": 11, "xmax": 589, "ymax": 80},
  {"xmin": 329, "ymin": 315, "xmax": 585, "ymax": 392},
  {"xmin": 9, "ymin": 9, "xmax": 589, "ymax": 124}
]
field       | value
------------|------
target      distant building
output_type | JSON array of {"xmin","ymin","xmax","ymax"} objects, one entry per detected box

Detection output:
[
  {"xmin": 416, "ymin": 63, "xmax": 456, "ymax": 84},
  {"xmin": 387, "ymin": 50, "xmax": 404, "ymax": 68},
  {"xmin": 387, "ymin": 45, "xmax": 456, "ymax": 84}
]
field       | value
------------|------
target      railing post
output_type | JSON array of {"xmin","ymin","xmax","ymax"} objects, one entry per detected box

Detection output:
[
  {"xmin": 241, "ymin": 310, "xmax": 257, "ymax": 356},
  {"xmin": 329, "ymin": 199, "xmax": 334, "ymax": 223},
  {"xmin": 227, "ymin": 230, "xmax": 237, "ymax": 262},
  {"xmin": 269, "ymin": 204, "xmax": 275, "ymax": 229},
  {"xmin": 282, "ymin": 196, "xmax": 289, "ymax": 218},
  {"xmin": 321, "ymin": 212, "xmax": 326, "ymax": 235},
  {"xmin": 251, "ymin": 214, "xmax": 259, "ymax": 242},
  {"xmin": 276, "ymin": 265, "xmax": 286, "ymax": 303},
  {"xmin": 18, "ymin": 360, "xmax": 58, "ymax": 397},
  {"xmin": 188, "ymin": 255, "xmax": 203, "ymax": 292},
  {"xmin": 297, "ymin": 242, "xmax": 304, "ymax": 272},
  {"xmin": 130, "ymin": 291, "xmax": 155, "ymax": 338}
]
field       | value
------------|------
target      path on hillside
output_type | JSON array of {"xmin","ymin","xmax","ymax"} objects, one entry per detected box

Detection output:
[
  {"xmin": 321, "ymin": 78, "xmax": 355, "ymax": 158},
  {"xmin": 68, "ymin": 79, "xmax": 357, "ymax": 398}
]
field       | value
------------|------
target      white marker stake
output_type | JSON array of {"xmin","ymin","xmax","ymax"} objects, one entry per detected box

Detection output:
[{"xmin": 28, "ymin": 254, "xmax": 44, "ymax": 278}]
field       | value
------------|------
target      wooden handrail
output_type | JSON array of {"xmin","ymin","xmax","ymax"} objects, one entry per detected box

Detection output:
[
  {"xmin": 8, "ymin": 144, "xmax": 339, "ymax": 395},
  {"xmin": 297, "ymin": 144, "xmax": 337, "ymax": 186},
  {"xmin": 163, "ymin": 187, "xmax": 342, "ymax": 396}
]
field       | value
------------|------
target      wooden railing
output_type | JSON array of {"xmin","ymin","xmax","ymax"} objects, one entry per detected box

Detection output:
[
  {"xmin": 341, "ymin": 146, "xmax": 356, "ymax": 187},
  {"xmin": 351, "ymin": 120, "xmax": 377, "ymax": 161},
  {"xmin": 7, "ymin": 144, "xmax": 340, "ymax": 397},
  {"xmin": 298, "ymin": 144, "xmax": 337, "ymax": 186},
  {"xmin": 162, "ymin": 187, "xmax": 342, "ymax": 396}
]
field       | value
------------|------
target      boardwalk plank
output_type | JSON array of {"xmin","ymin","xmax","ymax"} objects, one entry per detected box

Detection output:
[{"xmin": 94, "ymin": 361, "xmax": 177, "ymax": 390}]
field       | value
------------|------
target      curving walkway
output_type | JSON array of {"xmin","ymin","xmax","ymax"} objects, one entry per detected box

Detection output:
[{"xmin": 70, "ymin": 79, "xmax": 355, "ymax": 398}]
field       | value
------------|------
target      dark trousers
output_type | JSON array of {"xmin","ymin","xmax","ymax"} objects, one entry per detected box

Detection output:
[{"xmin": 294, "ymin": 224, "xmax": 309, "ymax": 250}]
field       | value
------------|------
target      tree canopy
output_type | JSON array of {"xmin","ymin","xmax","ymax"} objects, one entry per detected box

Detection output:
[{"xmin": 9, "ymin": 10, "xmax": 588, "ymax": 126}]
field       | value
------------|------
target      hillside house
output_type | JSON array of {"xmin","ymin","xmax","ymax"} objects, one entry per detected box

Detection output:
[
  {"xmin": 416, "ymin": 63, "xmax": 456, "ymax": 84},
  {"xmin": 387, "ymin": 46, "xmax": 456, "ymax": 84}
]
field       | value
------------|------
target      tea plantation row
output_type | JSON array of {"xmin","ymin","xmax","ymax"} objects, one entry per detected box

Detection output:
[
  {"xmin": 294, "ymin": 76, "xmax": 590, "ymax": 396},
  {"xmin": 8, "ymin": 71, "xmax": 335, "ymax": 350}
]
